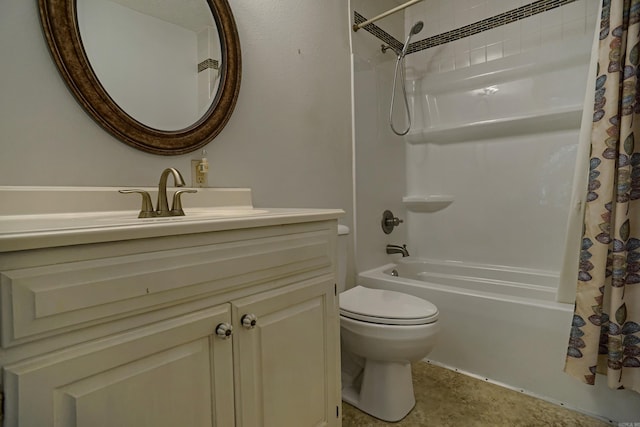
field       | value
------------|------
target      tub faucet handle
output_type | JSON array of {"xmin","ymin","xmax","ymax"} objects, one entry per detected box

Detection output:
[
  {"xmin": 387, "ymin": 217, "xmax": 403, "ymax": 226},
  {"xmin": 381, "ymin": 210, "xmax": 404, "ymax": 234}
]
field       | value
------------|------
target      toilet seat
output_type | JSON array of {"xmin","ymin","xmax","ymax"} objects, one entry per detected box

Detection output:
[{"xmin": 340, "ymin": 286, "xmax": 438, "ymax": 325}]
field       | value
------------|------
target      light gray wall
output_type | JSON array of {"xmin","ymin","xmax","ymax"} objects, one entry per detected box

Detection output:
[{"xmin": 0, "ymin": 0, "xmax": 353, "ymax": 218}]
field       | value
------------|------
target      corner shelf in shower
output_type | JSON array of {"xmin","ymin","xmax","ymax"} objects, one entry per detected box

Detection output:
[
  {"xmin": 406, "ymin": 106, "xmax": 583, "ymax": 144},
  {"xmin": 402, "ymin": 195, "xmax": 454, "ymax": 212}
]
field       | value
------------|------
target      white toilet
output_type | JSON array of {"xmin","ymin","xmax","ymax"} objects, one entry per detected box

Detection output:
[{"xmin": 337, "ymin": 225, "xmax": 440, "ymax": 422}]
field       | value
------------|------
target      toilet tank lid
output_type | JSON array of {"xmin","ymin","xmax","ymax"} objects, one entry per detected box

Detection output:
[
  {"xmin": 338, "ymin": 225, "xmax": 350, "ymax": 235},
  {"xmin": 340, "ymin": 286, "xmax": 438, "ymax": 324}
]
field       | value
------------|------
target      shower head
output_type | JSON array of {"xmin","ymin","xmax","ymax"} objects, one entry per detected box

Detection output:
[
  {"xmin": 400, "ymin": 21, "xmax": 424, "ymax": 57},
  {"xmin": 410, "ymin": 21, "xmax": 424, "ymax": 35}
]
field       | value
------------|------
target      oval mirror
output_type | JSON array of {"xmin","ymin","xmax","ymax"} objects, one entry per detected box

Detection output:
[{"xmin": 39, "ymin": 0, "xmax": 241, "ymax": 155}]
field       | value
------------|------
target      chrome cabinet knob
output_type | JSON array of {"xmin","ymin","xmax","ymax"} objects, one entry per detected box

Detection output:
[
  {"xmin": 215, "ymin": 322, "xmax": 233, "ymax": 339},
  {"xmin": 241, "ymin": 314, "xmax": 258, "ymax": 329}
]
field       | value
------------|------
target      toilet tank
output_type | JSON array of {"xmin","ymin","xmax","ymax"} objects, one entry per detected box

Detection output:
[{"xmin": 337, "ymin": 225, "xmax": 350, "ymax": 293}]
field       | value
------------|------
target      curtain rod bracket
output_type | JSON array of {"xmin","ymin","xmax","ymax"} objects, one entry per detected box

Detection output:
[{"xmin": 352, "ymin": 0, "xmax": 424, "ymax": 32}]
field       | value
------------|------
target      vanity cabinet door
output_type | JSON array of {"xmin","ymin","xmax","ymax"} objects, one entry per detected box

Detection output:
[
  {"xmin": 232, "ymin": 276, "xmax": 340, "ymax": 427},
  {"xmin": 3, "ymin": 305, "xmax": 234, "ymax": 427}
]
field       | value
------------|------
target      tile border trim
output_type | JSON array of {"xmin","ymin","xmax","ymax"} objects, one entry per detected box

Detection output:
[
  {"xmin": 198, "ymin": 58, "xmax": 219, "ymax": 73},
  {"xmin": 354, "ymin": 0, "xmax": 579, "ymax": 56}
]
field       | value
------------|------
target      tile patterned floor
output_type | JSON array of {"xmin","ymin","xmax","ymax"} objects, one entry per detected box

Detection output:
[{"xmin": 342, "ymin": 362, "xmax": 610, "ymax": 427}]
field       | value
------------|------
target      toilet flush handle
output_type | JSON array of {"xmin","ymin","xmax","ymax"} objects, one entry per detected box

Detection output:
[{"xmin": 241, "ymin": 314, "xmax": 258, "ymax": 329}]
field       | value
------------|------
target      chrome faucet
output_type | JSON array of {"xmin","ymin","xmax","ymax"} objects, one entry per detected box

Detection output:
[
  {"xmin": 156, "ymin": 167, "xmax": 186, "ymax": 216},
  {"xmin": 386, "ymin": 244, "xmax": 410, "ymax": 257}
]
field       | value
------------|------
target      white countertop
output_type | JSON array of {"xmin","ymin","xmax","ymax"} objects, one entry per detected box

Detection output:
[{"xmin": 0, "ymin": 187, "xmax": 344, "ymax": 252}]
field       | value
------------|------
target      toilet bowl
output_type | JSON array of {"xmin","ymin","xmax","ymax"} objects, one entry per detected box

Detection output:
[
  {"xmin": 336, "ymin": 225, "xmax": 440, "ymax": 422},
  {"xmin": 337, "ymin": 225, "xmax": 440, "ymax": 422},
  {"xmin": 339, "ymin": 285, "xmax": 439, "ymax": 422}
]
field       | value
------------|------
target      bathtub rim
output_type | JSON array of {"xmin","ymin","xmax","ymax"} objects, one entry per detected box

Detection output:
[{"xmin": 357, "ymin": 261, "xmax": 573, "ymax": 312}]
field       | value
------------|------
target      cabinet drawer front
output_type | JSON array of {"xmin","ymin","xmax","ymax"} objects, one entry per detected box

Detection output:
[
  {"xmin": 3, "ymin": 305, "xmax": 234, "ymax": 427},
  {"xmin": 1, "ymin": 230, "xmax": 333, "ymax": 346}
]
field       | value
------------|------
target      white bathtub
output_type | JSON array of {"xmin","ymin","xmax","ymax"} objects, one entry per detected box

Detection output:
[{"xmin": 358, "ymin": 258, "xmax": 640, "ymax": 424}]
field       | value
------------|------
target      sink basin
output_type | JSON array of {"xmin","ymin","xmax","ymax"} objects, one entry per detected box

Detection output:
[
  {"xmin": 100, "ymin": 208, "xmax": 271, "ymax": 224},
  {"xmin": 182, "ymin": 208, "xmax": 269, "ymax": 216},
  {"xmin": 0, "ymin": 186, "xmax": 269, "ymax": 235},
  {"xmin": 0, "ymin": 208, "xmax": 272, "ymax": 234}
]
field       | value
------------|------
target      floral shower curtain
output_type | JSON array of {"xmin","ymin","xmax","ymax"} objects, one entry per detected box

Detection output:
[{"xmin": 564, "ymin": 0, "xmax": 640, "ymax": 393}]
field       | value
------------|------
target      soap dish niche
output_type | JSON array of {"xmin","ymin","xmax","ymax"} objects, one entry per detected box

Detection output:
[{"xmin": 402, "ymin": 195, "xmax": 454, "ymax": 212}]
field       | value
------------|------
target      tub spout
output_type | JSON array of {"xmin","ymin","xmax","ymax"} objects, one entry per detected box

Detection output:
[{"xmin": 386, "ymin": 244, "xmax": 409, "ymax": 257}]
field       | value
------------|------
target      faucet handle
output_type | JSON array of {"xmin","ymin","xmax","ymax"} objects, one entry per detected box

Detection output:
[
  {"xmin": 381, "ymin": 210, "xmax": 404, "ymax": 234},
  {"xmin": 119, "ymin": 189, "xmax": 156, "ymax": 218},
  {"xmin": 170, "ymin": 189, "xmax": 197, "ymax": 216}
]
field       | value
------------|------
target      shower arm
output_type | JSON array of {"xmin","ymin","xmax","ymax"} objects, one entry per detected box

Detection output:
[{"xmin": 352, "ymin": 0, "xmax": 424, "ymax": 32}]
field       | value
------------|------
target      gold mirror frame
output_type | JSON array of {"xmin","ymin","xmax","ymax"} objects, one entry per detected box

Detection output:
[{"xmin": 39, "ymin": 0, "xmax": 241, "ymax": 155}]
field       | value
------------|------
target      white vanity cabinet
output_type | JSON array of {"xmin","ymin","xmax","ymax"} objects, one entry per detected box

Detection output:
[
  {"xmin": 0, "ymin": 218, "xmax": 342, "ymax": 427},
  {"xmin": 3, "ymin": 305, "xmax": 236, "ymax": 427}
]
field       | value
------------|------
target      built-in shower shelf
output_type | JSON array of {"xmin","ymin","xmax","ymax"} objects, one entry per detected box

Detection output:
[
  {"xmin": 406, "ymin": 106, "xmax": 583, "ymax": 144},
  {"xmin": 402, "ymin": 195, "xmax": 454, "ymax": 212}
]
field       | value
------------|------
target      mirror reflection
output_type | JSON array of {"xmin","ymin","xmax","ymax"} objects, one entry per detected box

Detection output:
[{"xmin": 77, "ymin": 0, "xmax": 221, "ymax": 131}]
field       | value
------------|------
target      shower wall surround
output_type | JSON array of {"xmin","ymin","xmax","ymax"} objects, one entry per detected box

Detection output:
[
  {"xmin": 400, "ymin": 0, "xmax": 597, "ymax": 274},
  {"xmin": 405, "ymin": 0, "xmax": 582, "ymax": 54},
  {"xmin": 407, "ymin": 0, "xmax": 597, "ymax": 73},
  {"xmin": 350, "ymin": 0, "xmax": 407, "ymax": 273},
  {"xmin": 351, "ymin": 0, "xmax": 597, "ymax": 274},
  {"xmin": 197, "ymin": 26, "xmax": 221, "ymax": 114},
  {"xmin": 355, "ymin": 0, "xmax": 596, "ymax": 71}
]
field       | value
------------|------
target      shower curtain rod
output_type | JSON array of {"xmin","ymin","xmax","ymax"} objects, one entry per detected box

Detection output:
[{"xmin": 352, "ymin": 0, "xmax": 424, "ymax": 32}]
